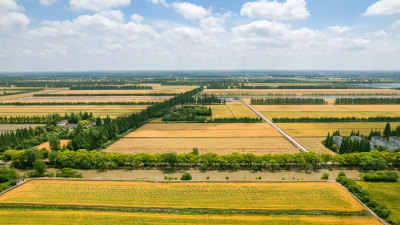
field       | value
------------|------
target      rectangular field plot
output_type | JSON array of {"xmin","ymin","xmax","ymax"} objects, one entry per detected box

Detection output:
[
  {"xmin": 0, "ymin": 105, "xmax": 148, "ymax": 118},
  {"xmin": 12, "ymin": 95, "xmax": 172, "ymax": 103},
  {"xmin": 51, "ymin": 85, "xmax": 196, "ymax": 95},
  {"xmin": 106, "ymin": 137, "xmax": 298, "ymax": 155},
  {"xmin": 0, "ymin": 210, "xmax": 381, "ymax": 225},
  {"xmin": 0, "ymin": 180, "xmax": 365, "ymax": 212},
  {"xmin": 108, "ymin": 122, "xmax": 298, "ymax": 155},
  {"xmin": 252, "ymin": 105, "xmax": 400, "ymax": 119},
  {"xmin": 125, "ymin": 123, "xmax": 282, "ymax": 138},
  {"xmin": 210, "ymin": 101, "xmax": 258, "ymax": 119},
  {"xmin": 277, "ymin": 122, "xmax": 400, "ymax": 137},
  {"xmin": 356, "ymin": 181, "xmax": 400, "ymax": 221},
  {"xmin": 0, "ymin": 124, "xmax": 43, "ymax": 133}
]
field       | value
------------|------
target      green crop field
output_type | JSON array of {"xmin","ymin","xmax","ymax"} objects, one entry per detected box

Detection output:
[{"xmin": 356, "ymin": 181, "xmax": 400, "ymax": 221}]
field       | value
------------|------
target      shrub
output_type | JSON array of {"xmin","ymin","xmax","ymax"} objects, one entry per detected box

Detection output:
[
  {"xmin": 362, "ymin": 170, "xmax": 399, "ymax": 182},
  {"xmin": 56, "ymin": 168, "xmax": 83, "ymax": 178},
  {"xmin": 321, "ymin": 173, "xmax": 330, "ymax": 180},
  {"xmin": 180, "ymin": 172, "xmax": 192, "ymax": 180}
]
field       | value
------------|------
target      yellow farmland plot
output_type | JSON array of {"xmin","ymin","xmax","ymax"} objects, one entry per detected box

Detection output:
[
  {"xmin": 252, "ymin": 104, "xmax": 400, "ymax": 119},
  {"xmin": 51, "ymin": 85, "xmax": 196, "ymax": 95},
  {"xmin": 125, "ymin": 123, "xmax": 281, "ymax": 138},
  {"xmin": 108, "ymin": 122, "xmax": 299, "ymax": 155},
  {"xmin": 0, "ymin": 105, "xmax": 148, "ymax": 118},
  {"xmin": 0, "ymin": 210, "xmax": 381, "ymax": 225},
  {"xmin": 209, "ymin": 101, "xmax": 258, "ymax": 119},
  {"xmin": 276, "ymin": 122, "xmax": 400, "ymax": 137},
  {"xmin": 106, "ymin": 137, "xmax": 298, "ymax": 155},
  {"xmin": 0, "ymin": 180, "xmax": 365, "ymax": 212}
]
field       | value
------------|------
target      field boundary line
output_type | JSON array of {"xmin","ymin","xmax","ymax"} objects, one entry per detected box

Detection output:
[
  {"xmin": 335, "ymin": 181, "xmax": 388, "ymax": 225},
  {"xmin": 0, "ymin": 202, "xmax": 371, "ymax": 217},
  {"xmin": 240, "ymin": 99, "xmax": 309, "ymax": 152}
]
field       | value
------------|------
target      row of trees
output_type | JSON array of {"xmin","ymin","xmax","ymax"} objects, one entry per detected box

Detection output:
[
  {"xmin": 0, "ymin": 114, "xmax": 62, "ymax": 125},
  {"xmin": 240, "ymin": 85, "xmax": 360, "ymax": 89},
  {"xmin": 4, "ymin": 149, "xmax": 399, "ymax": 171},
  {"xmin": 272, "ymin": 116, "xmax": 400, "ymax": 123},
  {"xmin": 68, "ymin": 87, "xmax": 204, "ymax": 150},
  {"xmin": 0, "ymin": 101, "xmax": 156, "ymax": 105},
  {"xmin": 195, "ymin": 94, "xmax": 223, "ymax": 104},
  {"xmin": 70, "ymin": 85, "xmax": 152, "ymax": 90},
  {"xmin": 335, "ymin": 98, "xmax": 400, "ymax": 104},
  {"xmin": 251, "ymin": 98, "xmax": 326, "ymax": 105}
]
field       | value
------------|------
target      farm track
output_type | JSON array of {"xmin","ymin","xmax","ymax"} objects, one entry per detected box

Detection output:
[{"xmin": 241, "ymin": 99, "xmax": 309, "ymax": 152}]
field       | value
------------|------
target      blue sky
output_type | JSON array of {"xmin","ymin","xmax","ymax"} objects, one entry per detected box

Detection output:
[{"xmin": 1, "ymin": 0, "xmax": 400, "ymax": 71}]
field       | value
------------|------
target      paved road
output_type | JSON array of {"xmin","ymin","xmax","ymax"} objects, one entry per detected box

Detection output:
[{"xmin": 241, "ymin": 99, "xmax": 310, "ymax": 153}]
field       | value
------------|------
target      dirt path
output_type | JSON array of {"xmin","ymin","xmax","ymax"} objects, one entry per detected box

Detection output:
[{"xmin": 240, "ymin": 99, "xmax": 309, "ymax": 152}]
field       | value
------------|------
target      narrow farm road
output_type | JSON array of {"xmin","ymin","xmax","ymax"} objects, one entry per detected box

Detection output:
[{"xmin": 240, "ymin": 99, "xmax": 310, "ymax": 153}]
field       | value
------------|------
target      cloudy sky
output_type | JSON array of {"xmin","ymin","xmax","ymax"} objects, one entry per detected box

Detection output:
[{"xmin": 1, "ymin": 0, "xmax": 400, "ymax": 71}]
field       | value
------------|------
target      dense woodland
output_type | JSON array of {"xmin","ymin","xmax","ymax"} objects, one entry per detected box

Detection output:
[{"xmin": 251, "ymin": 98, "xmax": 326, "ymax": 105}]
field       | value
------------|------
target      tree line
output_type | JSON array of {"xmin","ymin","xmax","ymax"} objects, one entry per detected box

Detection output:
[
  {"xmin": 0, "ymin": 101, "xmax": 156, "ymax": 105},
  {"xmin": 0, "ymin": 114, "xmax": 62, "ymax": 124},
  {"xmin": 251, "ymin": 98, "xmax": 326, "ymax": 105},
  {"xmin": 335, "ymin": 98, "xmax": 400, "ymax": 104},
  {"xmin": 70, "ymin": 85, "xmax": 152, "ymax": 90},
  {"xmin": 0, "ymin": 89, "xmax": 42, "ymax": 96},
  {"xmin": 195, "ymin": 94, "xmax": 223, "ymax": 104},
  {"xmin": 3, "ymin": 148, "xmax": 399, "ymax": 171},
  {"xmin": 272, "ymin": 116, "xmax": 400, "ymax": 123}
]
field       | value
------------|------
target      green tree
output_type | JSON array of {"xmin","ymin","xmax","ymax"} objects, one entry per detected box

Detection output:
[
  {"xmin": 164, "ymin": 152, "xmax": 178, "ymax": 170},
  {"xmin": 383, "ymin": 122, "xmax": 391, "ymax": 138},
  {"xmin": 33, "ymin": 159, "xmax": 46, "ymax": 177},
  {"xmin": 49, "ymin": 136, "xmax": 61, "ymax": 151}
]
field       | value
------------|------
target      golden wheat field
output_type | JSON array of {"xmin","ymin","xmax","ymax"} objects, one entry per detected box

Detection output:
[
  {"xmin": 276, "ymin": 122, "xmax": 400, "ymax": 137},
  {"xmin": 0, "ymin": 124, "xmax": 43, "ymax": 133},
  {"xmin": 51, "ymin": 85, "xmax": 196, "ymax": 95},
  {"xmin": 0, "ymin": 180, "xmax": 364, "ymax": 212},
  {"xmin": 125, "ymin": 123, "xmax": 281, "ymax": 138},
  {"xmin": 106, "ymin": 137, "xmax": 299, "ymax": 155},
  {"xmin": 0, "ymin": 105, "xmax": 148, "ymax": 118},
  {"xmin": 209, "ymin": 102, "xmax": 258, "ymax": 119},
  {"xmin": 109, "ymin": 122, "xmax": 298, "ymax": 155},
  {"xmin": 0, "ymin": 88, "xmax": 65, "ymax": 101},
  {"xmin": 253, "ymin": 104, "xmax": 400, "ymax": 119},
  {"xmin": 294, "ymin": 137, "xmax": 334, "ymax": 154},
  {"xmin": 11, "ymin": 95, "xmax": 172, "ymax": 103},
  {"xmin": 0, "ymin": 210, "xmax": 381, "ymax": 225}
]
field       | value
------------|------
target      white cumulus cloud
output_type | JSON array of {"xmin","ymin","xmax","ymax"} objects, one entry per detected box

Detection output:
[
  {"xmin": 392, "ymin": 20, "xmax": 400, "ymax": 29},
  {"xmin": 363, "ymin": 0, "xmax": 400, "ymax": 16},
  {"xmin": 40, "ymin": 0, "xmax": 58, "ymax": 6},
  {"xmin": 70, "ymin": 0, "xmax": 131, "ymax": 11},
  {"xmin": 172, "ymin": 2, "xmax": 210, "ymax": 20},
  {"xmin": 240, "ymin": 0, "xmax": 310, "ymax": 20},
  {"xmin": 328, "ymin": 26, "xmax": 350, "ymax": 34},
  {"xmin": 0, "ymin": 0, "xmax": 30, "ymax": 32}
]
